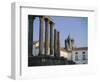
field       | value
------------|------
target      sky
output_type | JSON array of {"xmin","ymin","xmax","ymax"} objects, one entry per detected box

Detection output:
[{"xmin": 33, "ymin": 16, "xmax": 88, "ymax": 48}]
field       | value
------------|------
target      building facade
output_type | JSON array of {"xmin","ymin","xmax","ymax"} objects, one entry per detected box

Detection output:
[
  {"xmin": 72, "ymin": 48, "xmax": 88, "ymax": 64},
  {"xmin": 60, "ymin": 34, "xmax": 88, "ymax": 64}
]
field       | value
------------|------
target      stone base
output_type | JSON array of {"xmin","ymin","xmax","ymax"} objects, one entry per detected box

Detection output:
[{"xmin": 28, "ymin": 55, "xmax": 75, "ymax": 66}]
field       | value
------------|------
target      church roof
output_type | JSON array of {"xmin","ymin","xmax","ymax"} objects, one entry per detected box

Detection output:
[
  {"xmin": 60, "ymin": 48, "xmax": 72, "ymax": 52},
  {"xmin": 60, "ymin": 47, "xmax": 88, "ymax": 52},
  {"xmin": 60, "ymin": 48, "xmax": 66, "ymax": 52},
  {"xmin": 73, "ymin": 47, "xmax": 88, "ymax": 51}
]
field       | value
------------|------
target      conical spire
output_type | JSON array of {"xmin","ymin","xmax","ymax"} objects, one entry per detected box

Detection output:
[{"xmin": 67, "ymin": 33, "xmax": 71, "ymax": 40}]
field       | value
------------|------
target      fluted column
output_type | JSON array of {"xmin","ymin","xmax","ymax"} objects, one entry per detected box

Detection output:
[
  {"xmin": 28, "ymin": 15, "xmax": 35, "ymax": 57},
  {"xmin": 57, "ymin": 32, "xmax": 60, "ymax": 57},
  {"xmin": 50, "ymin": 21, "xmax": 54, "ymax": 55},
  {"xmin": 65, "ymin": 39, "xmax": 67, "ymax": 49},
  {"xmin": 45, "ymin": 18, "xmax": 49, "ymax": 55},
  {"xmin": 39, "ymin": 16, "xmax": 44, "ymax": 55},
  {"xmin": 54, "ymin": 29, "xmax": 57, "ymax": 57}
]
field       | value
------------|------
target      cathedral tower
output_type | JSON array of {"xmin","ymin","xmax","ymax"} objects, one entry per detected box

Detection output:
[{"xmin": 65, "ymin": 34, "xmax": 74, "ymax": 51}]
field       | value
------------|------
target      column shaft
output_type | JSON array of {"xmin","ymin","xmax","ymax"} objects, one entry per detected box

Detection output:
[
  {"xmin": 45, "ymin": 18, "xmax": 49, "ymax": 55},
  {"xmin": 28, "ymin": 15, "xmax": 35, "ymax": 57},
  {"xmin": 39, "ymin": 16, "xmax": 44, "ymax": 55},
  {"xmin": 57, "ymin": 32, "xmax": 60, "ymax": 57},
  {"xmin": 50, "ymin": 21, "xmax": 54, "ymax": 55},
  {"xmin": 54, "ymin": 29, "xmax": 57, "ymax": 57}
]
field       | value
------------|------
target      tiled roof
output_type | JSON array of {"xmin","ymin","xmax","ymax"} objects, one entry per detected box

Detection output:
[
  {"xmin": 73, "ymin": 47, "xmax": 88, "ymax": 51},
  {"xmin": 60, "ymin": 48, "xmax": 66, "ymax": 52},
  {"xmin": 60, "ymin": 47, "xmax": 88, "ymax": 52},
  {"xmin": 60, "ymin": 48, "xmax": 71, "ymax": 52}
]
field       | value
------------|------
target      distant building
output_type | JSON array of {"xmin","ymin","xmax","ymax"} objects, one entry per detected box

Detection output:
[
  {"xmin": 72, "ymin": 47, "xmax": 88, "ymax": 64},
  {"xmin": 32, "ymin": 41, "xmax": 50, "ymax": 56},
  {"xmin": 32, "ymin": 41, "xmax": 39, "ymax": 56},
  {"xmin": 61, "ymin": 34, "xmax": 88, "ymax": 64}
]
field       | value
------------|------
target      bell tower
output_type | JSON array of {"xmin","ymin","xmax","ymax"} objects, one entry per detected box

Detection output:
[{"xmin": 65, "ymin": 34, "xmax": 74, "ymax": 51}]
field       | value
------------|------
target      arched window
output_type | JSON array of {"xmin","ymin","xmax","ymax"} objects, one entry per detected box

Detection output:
[
  {"xmin": 75, "ymin": 54, "xmax": 78, "ymax": 61},
  {"xmin": 83, "ymin": 55, "xmax": 86, "ymax": 60},
  {"xmin": 82, "ymin": 52, "xmax": 85, "ymax": 54}
]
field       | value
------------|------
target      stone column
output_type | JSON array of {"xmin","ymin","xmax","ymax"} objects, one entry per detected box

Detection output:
[
  {"xmin": 65, "ymin": 39, "xmax": 67, "ymax": 49},
  {"xmin": 57, "ymin": 32, "xmax": 60, "ymax": 57},
  {"xmin": 50, "ymin": 21, "xmax": 54, "ymax": 55},
  {"xmin": 54, "ymin": 29, "xmax": 57, "ymax": 57},
  {"xmin": 28, "ymin": 15, "xmax": 35, "ymax": 57},
  {"xmin": 45, "ymin": 18, "xmax": 49, "ymax": 55},
  {"xmin": 39, "ymin": 16, "xmax": 44, "ymax": 55}
]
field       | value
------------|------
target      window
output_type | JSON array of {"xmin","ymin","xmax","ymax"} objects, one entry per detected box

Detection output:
[
  {"xmin": 75, "ymin": 54, "xmax": 78, "ymax": 61},
  {"xmin": 83, "ymin": 55, "xmax": 86, "ymax": 60},
  {"xmin": 82, "ymin": 52, "xmax": 85, "ymax": 54},
  {"xmin": 75, "ymin": 52, "xmax": 78, "ymax": 54}
]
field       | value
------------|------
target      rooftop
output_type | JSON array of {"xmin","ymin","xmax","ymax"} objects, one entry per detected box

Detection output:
[{"xmin": 60, "ymin": 47, "xmax": 88, "ymax": 52}]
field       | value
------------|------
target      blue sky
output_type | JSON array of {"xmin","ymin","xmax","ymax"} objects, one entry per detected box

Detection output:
[{"xmin": 33, "ymin": 16, "xmax": 88, "ymax": 48}]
